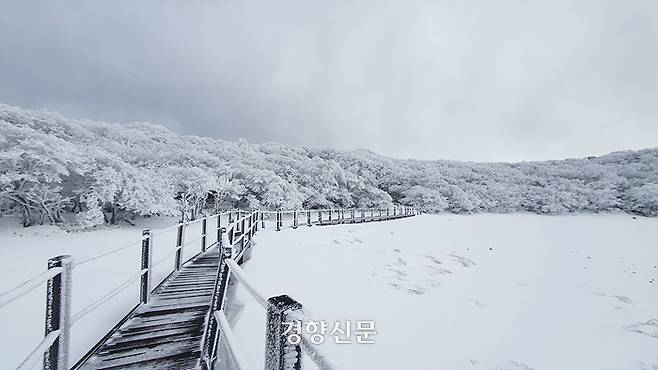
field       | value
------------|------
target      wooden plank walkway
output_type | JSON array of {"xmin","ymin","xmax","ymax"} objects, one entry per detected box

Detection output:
[
  {"xmin": 77, "ymin": 212, "xmax": 410, "ymax": 369},
  {"xmin": 79, "ymin": 248, "xmax": 220, "ymax": 370}
]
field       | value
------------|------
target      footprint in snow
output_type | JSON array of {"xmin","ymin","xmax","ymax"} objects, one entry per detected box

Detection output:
[
  {"xmin": 465, "ymin": 298, "xmax": 486, "ymax": 308},
  {"xmin": 590, "ymin": 291, "xmax": 633, "ymax": 306},
  {"xmin": 637, "ymin": 361, "xmax": 658, "ymax": 370},
  {"xmin": 425, "ymin": 265, "xmax": 452, "ymax": 275},
  {"xmin": 424, "ymin": 255, "xmax": 442, "ymax": 265},
  {"xmin": 613, "ymin": 295, "xmax": 633, "ymax": 304},
  {"xmin": 626, "ymin": 319, "xmax": 658, "ymax": 339},
  {"xmin": 407, "ymin": 285, "xmax": 427, "ymax": 295},
  {"xmin": 450, "ymin": 253, "xmax": 476, "ymax": 267},
  {"xmin": 385, "ymin": 266, "xmax": 408, "ymax": 281}
]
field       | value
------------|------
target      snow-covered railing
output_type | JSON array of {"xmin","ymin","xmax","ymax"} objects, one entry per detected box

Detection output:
[
  {"xmin": 0, "ymin": 210, "xmax": 239, "ymax": 370},
  {"xmin": 201, "ymin": 206, "xmax": 418, "ymax": 370},
  {"xmin": 260, "ymin": 205, "xmax": 416, "ymax": 231},
  {"xmin": 0, "ymin": 259, "xmax": 70, "ymax": 370},
  {"xmin": 0, "ymin": 206, "xmax": 418, "ymax": 370}
]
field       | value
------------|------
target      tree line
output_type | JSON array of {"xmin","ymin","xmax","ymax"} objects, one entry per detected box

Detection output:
[{"xmin": 1, "ymin": 104, "xmax": 656, "ymax": 228}]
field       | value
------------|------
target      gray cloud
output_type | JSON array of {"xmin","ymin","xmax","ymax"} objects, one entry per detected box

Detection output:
[{"xmin": 1, "ymin": 0, "xmax": 657, "ymax": 162}]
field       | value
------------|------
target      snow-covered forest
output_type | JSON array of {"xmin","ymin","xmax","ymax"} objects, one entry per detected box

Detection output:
[{"xmin": 1, "ymin": 103, "xmax": 656, "ymax": 228}]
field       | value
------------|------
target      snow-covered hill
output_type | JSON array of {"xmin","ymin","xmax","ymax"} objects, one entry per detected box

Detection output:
[
  {"xmin": 1, "ymin": 103, "xmax": 657, "ymax": 230},
  {"xmin": 233, "ymin": 214, "xmax": 658, "ymax": 370}
]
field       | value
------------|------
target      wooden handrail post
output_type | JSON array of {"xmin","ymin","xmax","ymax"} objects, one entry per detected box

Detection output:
[
  {"xmin": 44, "ymin": 255, "xmax": 73, "ymax": 370},
  {"xmin": 216, "ymin": 214, "xmax": 222, "ymax": 247},
  {"xmin": 201, "ymin": 218, "xmax": 208, "ymax": 253},
  {"xmin": 242, "ymin": 215, "xmax": 247, "ymax": 238},
  {"xmin": 265, "ymin": 295, "xmax": 303, "ymax": 370},
  {"xmin": 306, "ymin": 210, "xmax": 311, "ymax": 226},
  {"xmin": 239, "ymin": 231, "xmax": 246, "ymax": 260},
  {"xmin": 175, "ymin": 223, "xmax": 185, "ymax": 271},
  {"xmin": 318, "ymin": 210, "xmax": 322, "ymax": 225},
  {"xmin": 140, "ymin": 230, "xmax": 152, "ymax": 304},
  {"xmin": 360, "ymin": 209, "xmax": 365, "ymax": 222},
  {"xmin": 328, "ymin": 209, "xmax": 332, "ymax": 223},
  {"xmin": 261, "ymin": 211, "xmax": 266, "ymax": 229},
  {"xmin": 201, "ymin": 242, "xmax": 232, "ymax": 367},
  {"xmin": 246, "ymin": 213, "xmax": 251, "ymax": 239},
  {"xmin": 293, "ymin": 210, "xmax": 298, "ymax": 229},
  {"xmin": 276, "ymin": 211, "xmax": 281, "ymax": 231}
]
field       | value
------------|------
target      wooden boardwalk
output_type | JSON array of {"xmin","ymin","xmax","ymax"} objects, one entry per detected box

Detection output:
[
  {"xmin": 79, "ymin": 248, "xmax": 220, "ymax": 370},
  {"xmin": 75, "ymin": 210, "xmax": 412, "ymax": 369}
]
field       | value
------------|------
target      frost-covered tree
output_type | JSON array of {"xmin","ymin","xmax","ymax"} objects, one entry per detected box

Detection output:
[
  {"xmin": 1, "ymin": 103, "xmax": 657, "ymax": 228},
  {"xmin": 167, "ymin": 167, "xmax": 216, "ymax": 221},
  {"xmin": 628, "ymin": 184, "xmax": 658, "ymax": 216},
  {"xmin": 400, "ymin": 186, "xmax": 448, "ymax": 212},
  {"xmin": 0, "ymin": 121, "xmax": 82, "ymax": 226}
]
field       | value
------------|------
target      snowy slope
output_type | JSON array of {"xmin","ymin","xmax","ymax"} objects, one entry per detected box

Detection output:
[{"xmin": 231, "ymin": 214, "xmax": 658, "ymax": 370}]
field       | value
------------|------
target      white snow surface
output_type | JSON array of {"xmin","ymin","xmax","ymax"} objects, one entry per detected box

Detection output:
[
  {"xmin": 231, "ymin": 213, "xmax": 658, "ymax": 370},
  {"xmin": 1, "ymin": 213, "xmax": 657, "ymax": 370}
]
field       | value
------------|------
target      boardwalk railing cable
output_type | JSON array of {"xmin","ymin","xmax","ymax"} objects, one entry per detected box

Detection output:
[
  {"xmin": 0, "ymin": 206, "xmax": 418, "ymax": 370},
  {"xmin": 0, "ymin": 267, "xmax": 63, "ymax": 308}
]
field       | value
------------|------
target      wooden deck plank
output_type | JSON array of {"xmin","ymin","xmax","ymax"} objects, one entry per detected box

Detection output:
[{"xmin": 78, "ymin": 248, "xmax": 220, "ymax": 370}]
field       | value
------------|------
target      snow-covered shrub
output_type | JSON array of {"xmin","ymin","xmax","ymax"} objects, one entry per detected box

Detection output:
[
  {"xmin": 628, "ymin": 184, "xmax": 658, "ymax": 216},
  {"xmin": 401, "ymin": 186, "xmax": 448, "ymax": 212}
]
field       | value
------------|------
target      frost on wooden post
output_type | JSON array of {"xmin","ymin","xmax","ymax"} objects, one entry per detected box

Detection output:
[
  {"xmin": 201, "ymin": 245, "xmax": 232, "ymax": 366},
  {"xmin": 44, "ymin": 255, "xmax": 73, "ymax": 370},
  {"xmin": 140, "ymin": 229, "xmax": 152, "ymax": 304},
  {"xmin": 265, "ymin": 295, "xmax": 303, "ymax": 370}
]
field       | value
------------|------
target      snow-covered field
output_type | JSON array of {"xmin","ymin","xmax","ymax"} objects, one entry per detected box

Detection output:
[
  {"xmin": 1, "ymin": 213, "xmax": 657, "ymax": 370},
  {"xmin": 232, "ymin": 213, "xmax": 658, "ymax": 370}
]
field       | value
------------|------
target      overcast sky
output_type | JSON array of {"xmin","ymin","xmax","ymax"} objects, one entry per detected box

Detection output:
[{"xmin": 1, "ymin": 1, "xmax": 656, "ymax": 162}]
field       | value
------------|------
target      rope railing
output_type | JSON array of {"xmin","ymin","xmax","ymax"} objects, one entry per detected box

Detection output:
[
  {"xmin": 2, "ymin": 209, "xmax": 238, "ymax": 370},
  {"xmin": 70, "ymin": 268, "xmax": 147, "ymax": 325},
  {"xmin": 225, "ymin": 258, "xmax": 268, "ymax": 310},
  {"xmin": 183, "ymin": 234, "xmax": 207, "ymax": 247},
  {"xmin": 222, "ymin": 253, "xmax": 335, "ymax": 370},
  {"xmin": 73, "ymin": 235, "xmax": 148, "ymax": 266},
  {"xmin": 0, "ymin": 267, "xmax": 62, "ymax": 308},
  {"xmin": 214, "ymin": 310, "xmax": 249, "ymax": 370},
  {"xmin": 202, "ymin": 206, "xmax": 418, "ymax": 370},
  {"xmin": 1, "ymin": 206, "xmax": 418, "ymax": 370},
  {"xmin": 16, "ymin": 330, "xmax": 61, "ymax": 370},
  {"xmin": 300, "ymin": 334, "xmax": 334, "ymax": 370},
  {"xmin": 152, "ymin": 247, "xmax": 179, "ymax": 268}
]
